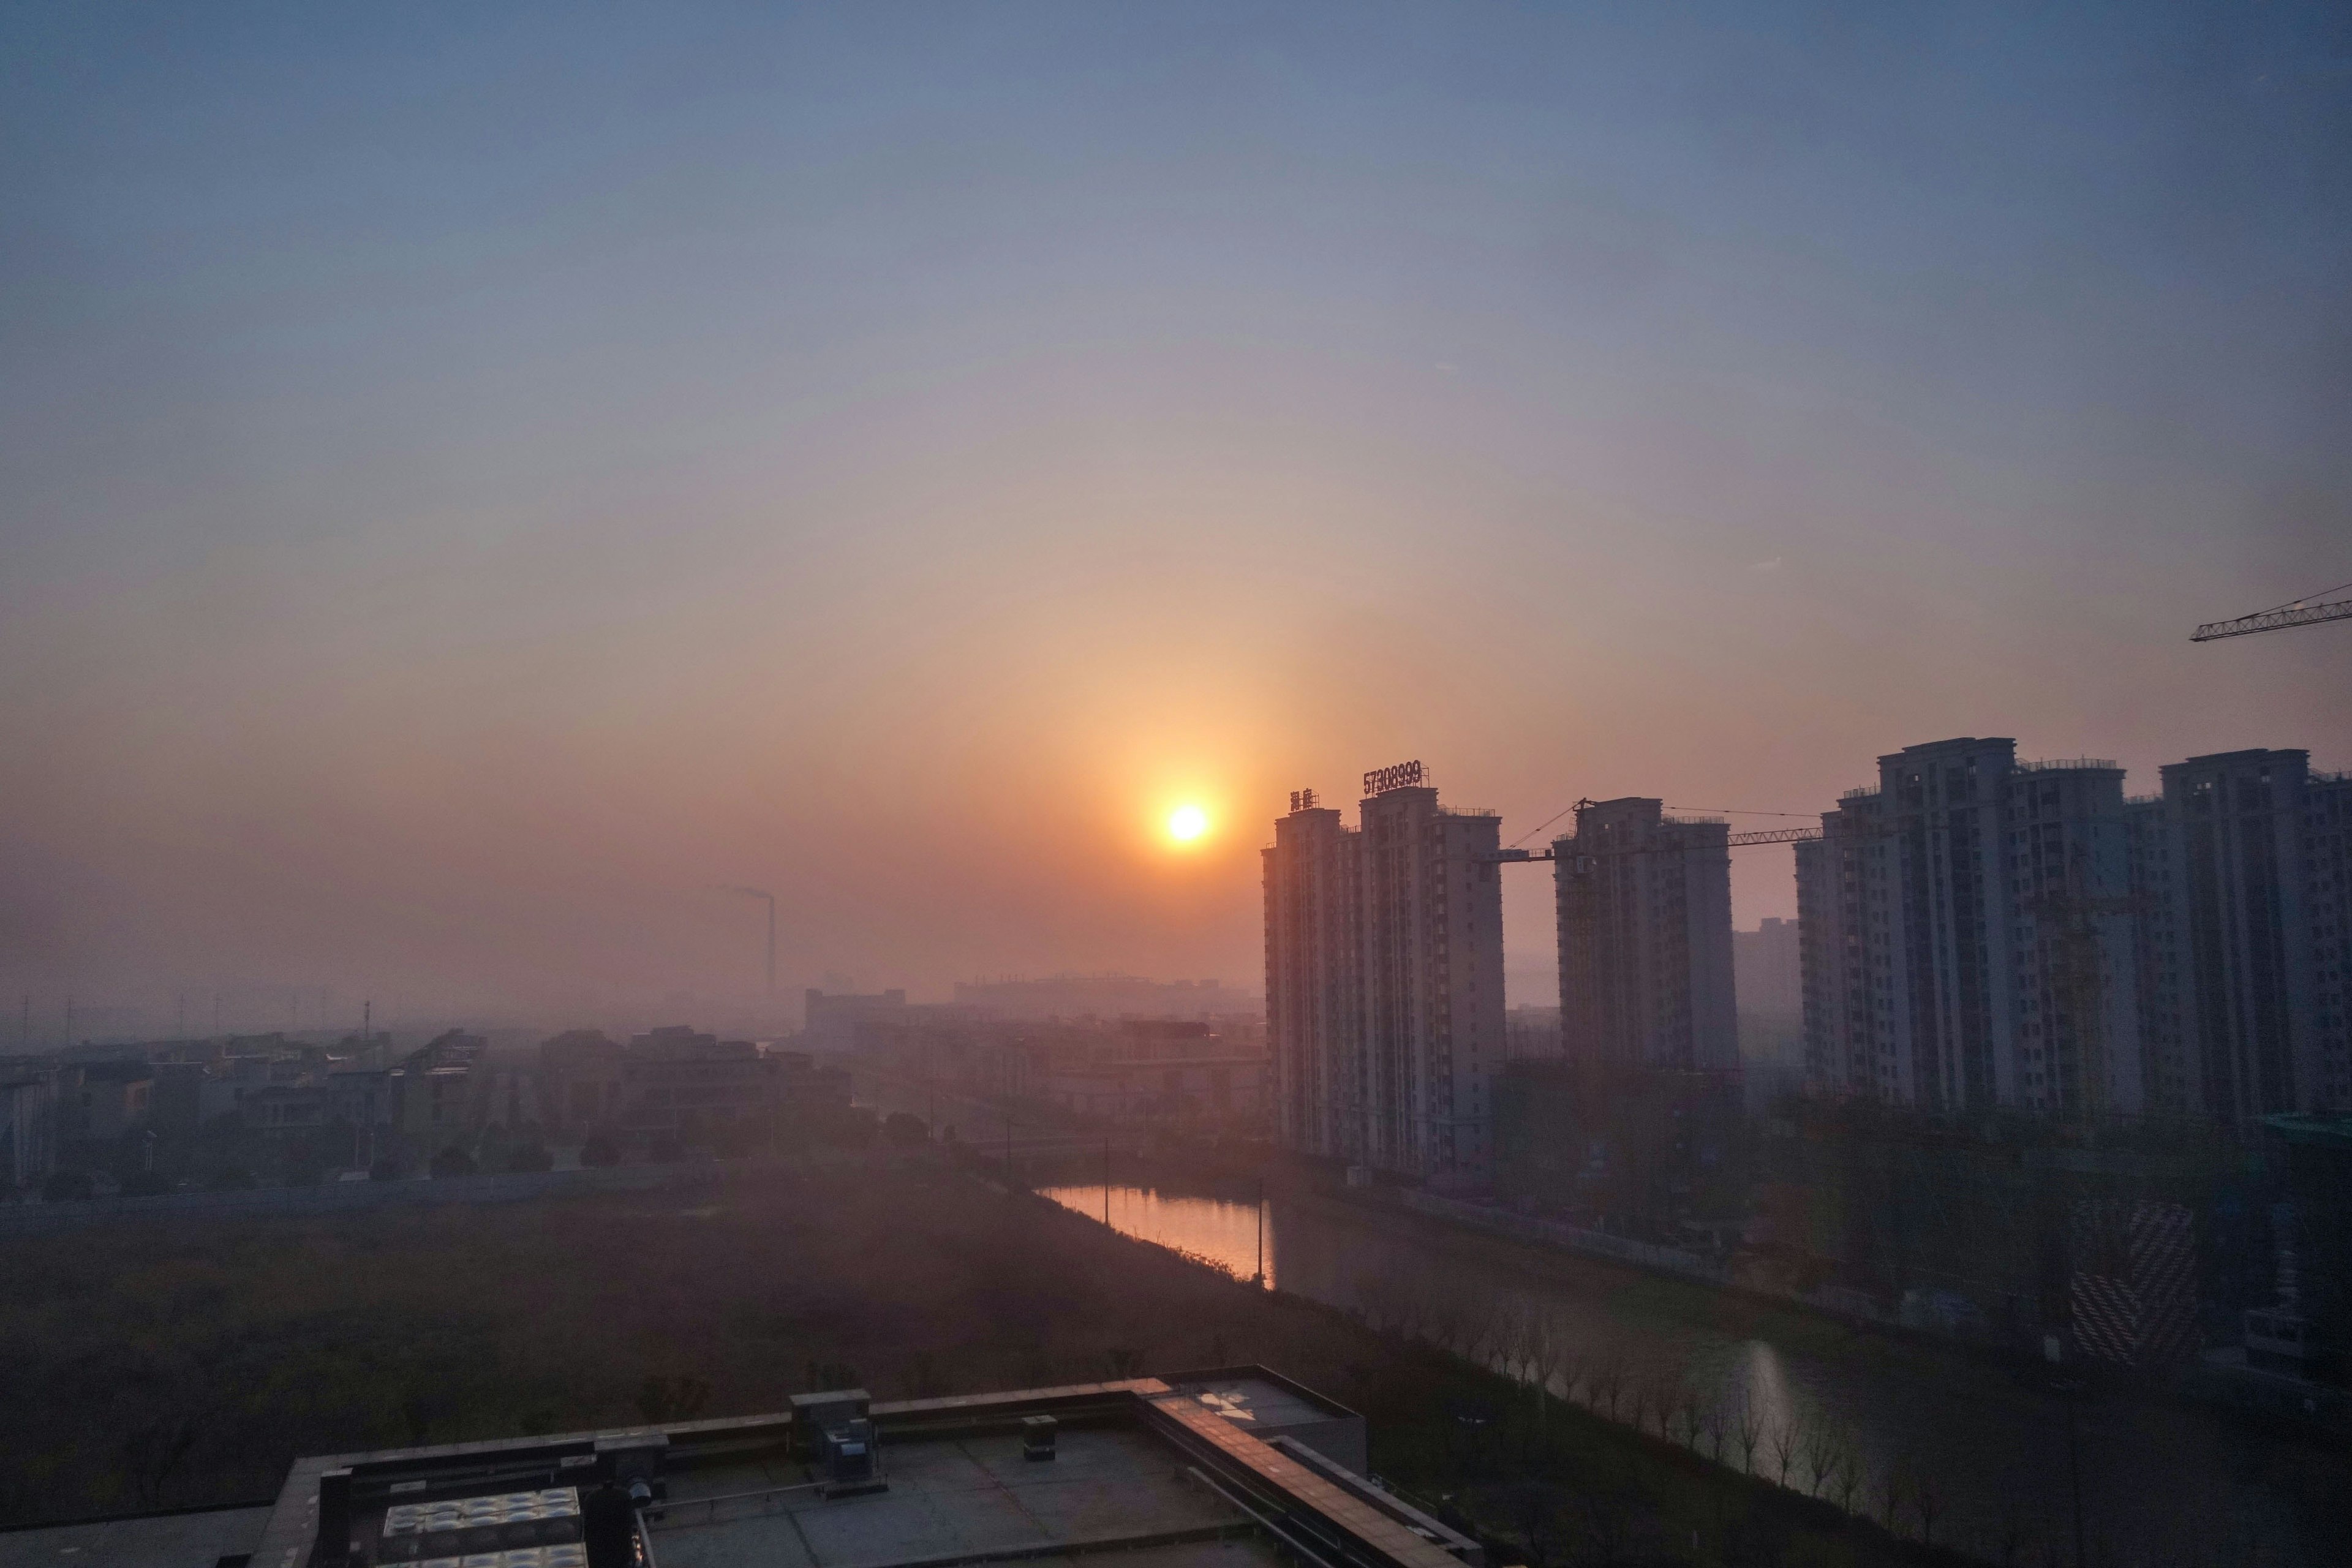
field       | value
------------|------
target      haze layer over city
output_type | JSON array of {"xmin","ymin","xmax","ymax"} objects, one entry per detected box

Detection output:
[
  {"xmin": 6, "ymin": 4, "xmax": 2346, "ymax": 1030},
  {"xmin": 4, "ymin": 9, "xmax": 2351, "ymax": 1568}
]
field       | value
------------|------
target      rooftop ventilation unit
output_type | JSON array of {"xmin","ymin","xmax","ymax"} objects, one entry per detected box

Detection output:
[
  {"xmin": 820, "ymin": 1417, "xmax": 886, "ymax": 1498},
  {"xmin": 790, "ymin": 1388, "xmax": 871, "ymax": 1459}
]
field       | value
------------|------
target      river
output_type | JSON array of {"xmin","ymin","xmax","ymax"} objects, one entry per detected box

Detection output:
[{"xmin": 1033, "ymin": 1174, "xmax": 2334, "ymax": 1568}]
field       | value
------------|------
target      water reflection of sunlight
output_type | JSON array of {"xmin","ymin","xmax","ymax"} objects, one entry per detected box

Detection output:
[{"xmin": 1038, "ymin": 1185, "xmax": 1272, "ymax": 1289}]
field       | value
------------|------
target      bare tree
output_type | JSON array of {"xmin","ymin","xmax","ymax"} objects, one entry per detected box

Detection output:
[
  {"xmin": 1504, "ymin": 1306, "xmax": 1534, "ymax": 1390},
  {"xmin": 1735, "ymin": 1392, "xmax": 1763, "ymax": 1477},
  {"xmin": 1384, "ymin": 1276, "xmax": 1427, "ymax": 1342},
  {"xmin": 1558, "ymin": 1344, "xmax": 1589, "ymax": 1409},
  {"xmin": 1496, "ymin": 1302, "xmax": 1529, "ymax": 1379},
  {"xmin": 1676, "ymin": 1385, "xmax": 1706, "ymax": 1451},
  {"xmin": 1702, "ymin": 1395, "xmax": 1728, "ymax": 1465},
  {"xmin": 1913, "ymin": 1468, "xmax": 1946, "ymax": 1548},
  {"xmin": 1878, "ymin": 1460, "xmax": 1909, "ymax": 1536},
  {"xmin": 1830, "ymin": 1441, "xmax": 1863, "ymax": 1517},
  {"xmin": 1490, "ymin": 1300, "xmax": 1523, "ymax": 1381},
  {"xmin": 1387, "ymin": 1277, "xmax": 1425, "ymax": 1341},
  {"xmin": 1523, "ymin": 1311, "xmax": 1568, "ymax": 1425},
  {"xmin": 1400, "ymin": 1278, "xmax": 1430, "ymax": 1341},
  {"xmin": 1594, "ymin": 1352, "xmax": 1629, "ymax": 1424},
  {"xmin": 120, "ymin": 1415, "xmax": 202, "ymax": 1509},
  {"xmin": 1427, "ymin": 1282, "xmax": 1474, "ymax": 1354},
  {"xmin": 1803, "ymin": 1425, "xmax": 1837, "ymax": 1498},
  {"xmin": 1770, "ymin": 1417, "xmax": 1801, "ymax": 1488},
  {"xmin": 1466, "ymin": 1295, "xmax": 1508, "ymax": 1372}
]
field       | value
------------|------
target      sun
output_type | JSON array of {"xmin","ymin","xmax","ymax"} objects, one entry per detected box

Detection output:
[{"xmin": 1167, "ymin": 804, "xmax": 1210, "ymax": 843}]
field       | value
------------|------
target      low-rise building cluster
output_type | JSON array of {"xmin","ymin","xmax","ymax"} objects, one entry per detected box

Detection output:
[
  {"xmin": 842, "ymin": 1011, "xmax": 1268, "ymax": 1134},
  {"xmin": 0, "ymin": 1023, "xmax": 851, "ymax": 1197}
]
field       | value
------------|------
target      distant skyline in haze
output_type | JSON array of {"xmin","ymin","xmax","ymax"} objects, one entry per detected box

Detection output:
[{"xmin": 4, "ymin": 3, "xmax": 2348, "ymax": 1021}]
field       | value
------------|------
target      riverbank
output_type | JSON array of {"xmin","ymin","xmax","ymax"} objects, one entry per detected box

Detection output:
[
  {"xmin": 1052, "ymin": 1134, "xmax": 2351, "ymax": 1446},
  {"xmin": 1021, "ymin": 1145, "xmax": 2334, "ymax": 1567}
]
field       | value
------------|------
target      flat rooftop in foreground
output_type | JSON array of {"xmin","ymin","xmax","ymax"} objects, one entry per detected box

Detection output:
[
  {"xmin": 43, "ymin": 1366, "xmax": 1477, "ymax": 1568},
  {"xmin": 650, "ymin": 1420, "xmax": 1270, "ymax": 1568}
]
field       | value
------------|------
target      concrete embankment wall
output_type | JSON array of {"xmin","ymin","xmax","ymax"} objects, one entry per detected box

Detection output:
[{"xmin": 1400, "ymin": 1188, "xmax": 1736, "ymax": 1288}]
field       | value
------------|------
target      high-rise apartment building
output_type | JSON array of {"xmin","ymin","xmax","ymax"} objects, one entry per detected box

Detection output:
[
  {"xmin": 1879, "ymin": 736, "xmax": 2015, "ymax": 1112},
  {"xmin": 1799, "ymin": 738, "xmax": 2350, "ymax": 1126},
  {"xmin": 1796, "ymin": 785, "xmax": 1890, "ymax": 1099},
  {"xmin": 2130, "ymin": 750, "xmax": 2352, "ymax": 1123},
  {"xmin": 1795, "ymin": 739, "xmax": 2140, "ymax": 1116},
  {"xmin": 1554, "ymin": 798, "xmax": 1736, "ymax": 1072},
  {"xmin": 2308, "ymin": 771, "xmax": 2352, "ymax": 1110},
  {"xmin": 1264, "ymin": 764, "xmax": 1504, "ymax": 1181},
  {"xmin": 2005, "ymin": 756, "xmax": 2143, "ymax": 1117},
  {"xmin": 2125, "ymin": 794, "xmax": 2195, "ymax": 1117},
  {"xmin": 1733, "ymin": 918, "xmax": 1804, "ymax": 1019},
  {"xmin": 1264, "ymin": 789, "xmax": 1362, "ymax": 1161}
]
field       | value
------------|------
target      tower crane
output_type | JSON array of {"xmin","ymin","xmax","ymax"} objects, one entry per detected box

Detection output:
[
  {"xmin": 1481, "ymin": 811, "xmax": 1828, "ymax": 868},
  {"xmin": 1481, "ymin": 823, "xmax": 1822, "ymax": 867},
  {"xmin": 2191, "ymin": 579, "xmax": 2352, "ymax": 642}
]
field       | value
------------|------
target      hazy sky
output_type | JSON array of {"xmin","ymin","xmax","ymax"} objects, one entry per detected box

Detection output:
[{"xmin": 5, "ymin": 2, "xmax": 2348, "ymax": 1027}]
